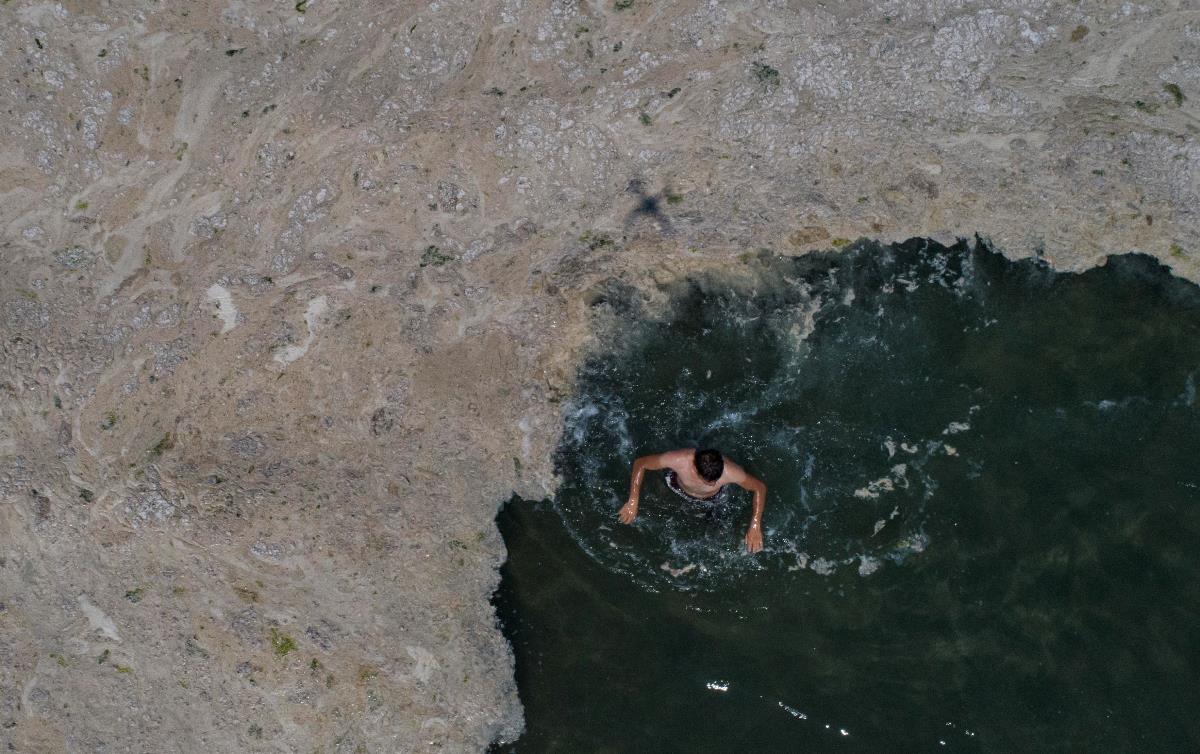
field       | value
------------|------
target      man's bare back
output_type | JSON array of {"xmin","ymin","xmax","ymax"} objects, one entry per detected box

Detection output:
[{"xmin": 618, "ymin": 448, "xmax": 768, "ymax": 552}]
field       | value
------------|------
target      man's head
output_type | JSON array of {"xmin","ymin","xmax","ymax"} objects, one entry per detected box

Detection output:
[{"xmin": 694, "ymin": 448, "xmax": 724, "ymax": 482}]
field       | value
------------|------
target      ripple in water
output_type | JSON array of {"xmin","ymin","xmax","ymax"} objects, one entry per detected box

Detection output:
[
  {"xmin": 496, "ymin": 239, "xmax": 1200, "ymax": 751},
  {"xmin": 557, "ymin": 241, "xmax": 1002, "ymax": 590}
]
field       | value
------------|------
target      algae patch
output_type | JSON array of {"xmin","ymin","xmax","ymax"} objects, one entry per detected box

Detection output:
[{"xmin": 270, "ymin": 629, "xmax": 297, "ymax": 658}]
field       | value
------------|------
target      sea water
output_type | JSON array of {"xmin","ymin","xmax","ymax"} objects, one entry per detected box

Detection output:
[{"xmin": 494, "ymin": 240, "xmax": 1200, "ymax": 752}]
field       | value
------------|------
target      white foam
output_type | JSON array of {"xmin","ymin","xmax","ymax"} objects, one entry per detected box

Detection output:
[
  {"xmin": 661, "ymin": 562, "xmax": 697, "ymax": 577},
  {"xmin": 778, "ymin": 701, "xmax": 808, "ymax": 719},
  {"xmin": 787, "ymin": 551, "xmax": 810, "ymax": 572},
  {"xmin": 204, "ymin": 283, "xmax": 238, "ymax": 333},
  {"xmin": 515, "ymin": 417, "xmax": 532, "ymax": 460},
  {"xmin": 274, "ymin": 295, "xmax": 328, "ymax": 365},
  {"xmin": 854, "ymin": 478, "xmax": 893, "ymax": 499},
  {"xmin": 78, "ymin": 595, "xmax": 121, "ymax": 642},
  {"xmin": 406, "ymin": 645, "xmax": 439, "ymax": 683},
  {"xmin": 809, "ymin": 558, "xmax": 836, "ymax": 575},
  {"xmin": 854, "ymin": 464, "xmax": 908, "ymax": 499},
  {"xmin": 563, "ymin": 401, "xmax": 600, "ymax": 444}
]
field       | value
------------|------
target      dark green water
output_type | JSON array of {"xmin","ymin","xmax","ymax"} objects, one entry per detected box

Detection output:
[{"xmin": 494, "ymin": 240, "xmax": 1200, "ymax": 752}]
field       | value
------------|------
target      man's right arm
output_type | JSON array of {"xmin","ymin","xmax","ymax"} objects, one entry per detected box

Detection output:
[{"xmin": 619, "ymin": 453, "xmax": 669, "ymax": 524}]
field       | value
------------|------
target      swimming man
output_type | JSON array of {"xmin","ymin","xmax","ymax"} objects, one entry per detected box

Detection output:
[{"xmin": 618, "ymin": 448, "xmax": 767, "ymax": 552}]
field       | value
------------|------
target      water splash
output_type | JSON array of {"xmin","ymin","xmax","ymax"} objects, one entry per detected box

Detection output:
[{"xmin": 551, "ymin": 241, "xmax": 1012, "ymax": 591}]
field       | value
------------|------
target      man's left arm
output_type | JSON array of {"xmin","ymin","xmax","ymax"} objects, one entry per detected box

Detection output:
[{"xmin": 726, "ymin": 464, "xmax": 767, "ymax": 553}]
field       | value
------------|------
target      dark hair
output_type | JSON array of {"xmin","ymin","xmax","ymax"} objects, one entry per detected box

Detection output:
[{"xmin": 694, "ymin": 448, "xmax": 724, "ymax": 482}]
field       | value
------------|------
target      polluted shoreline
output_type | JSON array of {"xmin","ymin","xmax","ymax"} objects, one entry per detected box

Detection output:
[
  {"xmin": 3, "ymin": 1, "xmax": 1200, "ymax": 751},
  {"xmin": 493, "ymin": 239, "xmax": 1200, "ymax": 751}
]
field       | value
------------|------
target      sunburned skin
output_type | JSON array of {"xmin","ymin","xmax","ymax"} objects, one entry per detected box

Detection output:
[{"xmin": 618, "ymin": 448, "xmax": 768, "ymax": 552}]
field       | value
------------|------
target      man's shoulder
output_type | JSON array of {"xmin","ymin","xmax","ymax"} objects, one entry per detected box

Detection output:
[
  {"xmin": 656, "ymin": 449, "xmax": 702, "ymax": 472},
  {"xmin": 719, "ymin": 457, "xmax": 748, "ymax": 483},
  {"xmin": 661, "ymin": 448, "xmax": 694, "ymax": 466}
]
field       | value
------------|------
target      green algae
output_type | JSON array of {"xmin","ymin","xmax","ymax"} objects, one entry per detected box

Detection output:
[{"xmin": 270, "ymin": 629, "xmax": 297, "ymax": 658}]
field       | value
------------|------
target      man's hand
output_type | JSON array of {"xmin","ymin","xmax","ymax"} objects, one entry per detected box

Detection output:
[
  {"xmin": 726, "ymin": 464, "xmax": 766, "ymax": 554},
  {"xmin": 623, "ymin": 454, "xmax": 668, "ymax": 525},
  {"xmin": 744, "ymin": 523, "xmax": 763, "ymax": 553}
]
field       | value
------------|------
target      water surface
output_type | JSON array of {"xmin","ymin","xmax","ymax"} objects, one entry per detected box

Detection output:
[{"xmin": 495, "ymin": 240, "xmax": 1200, "ymax": 752}]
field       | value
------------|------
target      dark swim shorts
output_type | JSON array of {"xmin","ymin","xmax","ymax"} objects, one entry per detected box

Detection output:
[{"xmin": 665, "ymin": 470, "xmax": 731, "ymax": 522}]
